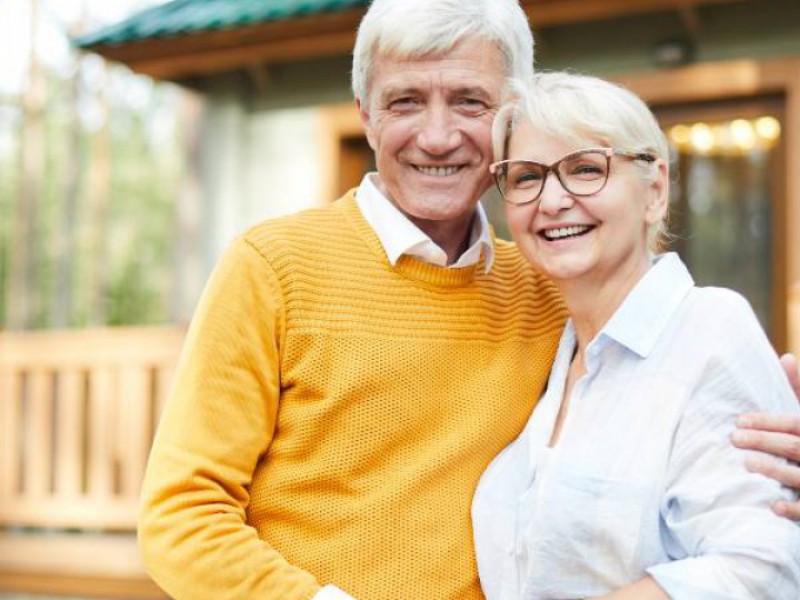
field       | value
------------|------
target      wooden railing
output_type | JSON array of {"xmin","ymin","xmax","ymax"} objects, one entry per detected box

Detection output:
[{"xmin": 0, "ymin": 326, "xmax": 185, "ymax": 598}]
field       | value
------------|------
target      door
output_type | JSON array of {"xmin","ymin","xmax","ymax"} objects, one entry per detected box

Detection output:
[{"xmin": 656, "ymin": 96, "xmax": 786, "ymax": 349}]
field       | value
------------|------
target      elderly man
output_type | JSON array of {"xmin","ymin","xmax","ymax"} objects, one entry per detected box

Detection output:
[{"xmin": 138, "ymin": 1, "xmax": 800, "ymax": 599}]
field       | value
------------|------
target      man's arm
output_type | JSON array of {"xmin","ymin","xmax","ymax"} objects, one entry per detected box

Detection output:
[
  {"xmin": 732, "ymin": 353, "xmax": 800, "ymax": 519},
  {"xmin": 139, "ymin": 239, "xmax": 325, "ymax": 599}
]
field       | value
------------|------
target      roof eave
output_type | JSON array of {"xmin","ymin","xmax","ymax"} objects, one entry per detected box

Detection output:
[
  {"xmin": 78, "ymin": 8, "xmax": 365, "ymax": 82},
  {"xmin": 78, "ymin": 0, "xmax": 752, "ymax": 84}
]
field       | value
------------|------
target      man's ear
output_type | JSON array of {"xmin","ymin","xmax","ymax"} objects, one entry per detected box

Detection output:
[
  {"xmin": 357, "ymin": 98, "xmax": 377, "ymax": 151},
  {"xmin": 645, "ymin": 159, "xmax": 670, "ymax": 227}
]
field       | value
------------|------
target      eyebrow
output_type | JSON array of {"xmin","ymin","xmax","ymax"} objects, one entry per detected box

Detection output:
[
  {"xmin": 378, "ymin": 85, "xmax": 494, "ymax": 103},
  {"xmin": 378, "ymin": 86, "xmax": 419, "ymax": 102},
  {"xmin": 452, "ymin": 86, "xmax": 493, "ymax": 100}
]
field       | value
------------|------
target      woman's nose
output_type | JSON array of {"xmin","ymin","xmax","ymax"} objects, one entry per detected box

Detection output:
[{"xmin": 536, "ymin": 173, "xmax": 575, "ymax": 214}]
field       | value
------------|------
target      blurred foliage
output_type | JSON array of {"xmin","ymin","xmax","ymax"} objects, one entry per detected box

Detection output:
[{"xmin": 0, "ymin": 60, "xmax": 185, "ymax": 330}]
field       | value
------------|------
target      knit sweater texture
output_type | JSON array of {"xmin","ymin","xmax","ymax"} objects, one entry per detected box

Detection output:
[{"xmin": 139, "ymin": 191, "xmax": 567, "ymax": 600}]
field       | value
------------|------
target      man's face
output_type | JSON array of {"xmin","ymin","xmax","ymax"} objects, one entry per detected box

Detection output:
[{"xmin": 358, "ymin": 38, "xmax": 506, "ymax": 234}]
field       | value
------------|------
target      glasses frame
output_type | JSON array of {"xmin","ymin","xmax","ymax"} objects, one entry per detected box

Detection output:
[{"xmin": 489, "ymin": 147, "xmax": 656, "ymax": 205}]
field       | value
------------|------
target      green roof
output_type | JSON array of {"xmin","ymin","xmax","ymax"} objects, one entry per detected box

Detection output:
[{"xmin": 76, "ymin": 0, "xmax": 370, "ymax": 47}]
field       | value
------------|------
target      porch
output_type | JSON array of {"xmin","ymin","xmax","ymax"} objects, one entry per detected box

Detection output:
[{"xmin": 0, "ymin": 327, "xmax": 184, "ymax": 599}]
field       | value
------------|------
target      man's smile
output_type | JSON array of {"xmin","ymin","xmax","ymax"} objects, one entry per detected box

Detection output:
[{"xmin": 413, "ymin": 165, "xmax": 464, "ymax": 177}]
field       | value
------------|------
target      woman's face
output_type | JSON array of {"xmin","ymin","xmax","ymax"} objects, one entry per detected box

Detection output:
[{"xmin": 503, "ymin": 119, "xmax": 668, "ymax": 288}]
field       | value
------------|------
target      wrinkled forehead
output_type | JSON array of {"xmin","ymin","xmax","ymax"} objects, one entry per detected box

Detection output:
[{"xmin": 368, "ymin": 39, "xmax": 507, "ymax": 100}]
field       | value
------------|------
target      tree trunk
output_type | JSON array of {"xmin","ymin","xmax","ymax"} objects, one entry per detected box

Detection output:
[
  {"xmin": 52, "ymin": 18, "xmax": 87, "ymax": 328},
  {"xmin": 7, "ymin": 0, "xmax": 46, "ymax": 330},
  {"xmin": 86, "ymin": 63, "xmax": 111, "ymax": 326}
]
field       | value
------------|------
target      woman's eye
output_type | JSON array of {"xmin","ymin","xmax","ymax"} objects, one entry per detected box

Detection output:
[
  {"xmin": 569, "ymin": 163, "xmax": 604, "ymax": 179},
  {"xmin": 512, "ymin": 169, "xmax": 543, "ymax": 188}
]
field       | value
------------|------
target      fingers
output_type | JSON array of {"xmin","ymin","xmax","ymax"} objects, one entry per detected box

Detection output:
[
  {"xmin": 780, "ymin": 353, "xmax": 800, "ymax": 401},
  {"xmin": 745, "ymin": 455, "xmax": 800, "ymax": 489},
  {"xmin": 745, "ymin": 456, "xmax": 800, "ymax": 522},
  {"xmin": 773, "ymin": 500, "xmax": 800, "ymax": 520},
  {"xmin": 736, "ymin": 412, "xmax": 800, "ymax": 436},
  {"xmin": 731, "ymin": 427, "xmax": 800, "ymax": 462}
]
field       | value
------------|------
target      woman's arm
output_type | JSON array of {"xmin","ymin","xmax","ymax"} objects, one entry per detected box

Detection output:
[
  {"xmin": 732, "ymin": 353, "xmax": 800, "ymax": 519},
  {"xmin": 643, "ymin": 293, "xmax": 800, "ymax": 598},
  {"xmin": 590, "ymin": 576, "xmax": 668, "ymax": 600}
]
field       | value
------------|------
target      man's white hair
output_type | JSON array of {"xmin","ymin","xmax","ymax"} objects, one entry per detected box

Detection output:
[{"xmin": 351, "ymin": 0, "xmax": 534, "ymax": 104}]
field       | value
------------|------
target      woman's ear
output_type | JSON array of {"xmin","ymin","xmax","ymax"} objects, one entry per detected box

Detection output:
[{"xmin": 645, "ymin": 159, "xmax": 670, "ymax": 227}]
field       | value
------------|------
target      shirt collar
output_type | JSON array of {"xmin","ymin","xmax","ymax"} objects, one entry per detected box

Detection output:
[
  {"xmin": 600, "ymin": 253, "xmax": 694, "ymax": 358},
  {"xmin": 355, "ymin": 173, "xmax": 495, "ymax": 272}
]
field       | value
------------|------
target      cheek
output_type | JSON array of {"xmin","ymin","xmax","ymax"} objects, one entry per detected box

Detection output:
[
  {"xmin": 371, "ymin": 119, "xmax": 413, "ymax": 157},
  {"xmin": 505, "ymin": 206, "xmax": 536, "ymax": 240},
  {"xmin": 468, "ymin": 118, "xmax": 494, "ymax": 155}
]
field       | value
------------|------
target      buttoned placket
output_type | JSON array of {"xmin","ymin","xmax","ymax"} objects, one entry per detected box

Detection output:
[{"xmin": 518, "ymin": 332, "xmax": 609, "ymax": 598}]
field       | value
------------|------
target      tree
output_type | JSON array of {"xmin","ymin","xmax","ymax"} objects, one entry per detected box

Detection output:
[{"xmin": 7, "ymin": 0, "xmax": 46, "ymax": 330}]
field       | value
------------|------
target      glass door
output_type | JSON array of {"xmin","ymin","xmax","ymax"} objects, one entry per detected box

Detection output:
[{"xmin": 656, "ymin": 97, "xmax": 786, "ymax": 349}]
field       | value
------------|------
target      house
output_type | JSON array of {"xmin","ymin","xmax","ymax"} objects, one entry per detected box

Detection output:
[{"xmin": 78, "ymin": 0, "xmax": 800, "ymax": 353}]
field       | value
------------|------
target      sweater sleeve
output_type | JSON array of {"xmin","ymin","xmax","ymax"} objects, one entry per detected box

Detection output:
[
  {"xmin": 138, "ymin": 237, "xmax": 323, "ymax": 600},
  {"xmin": 647, "ymin": 291, "xmax": 800, "ymax": 599}
]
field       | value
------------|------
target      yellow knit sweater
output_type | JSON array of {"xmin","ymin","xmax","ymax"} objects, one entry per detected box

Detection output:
[{"xmin": 139, "ymin": 191, "xmax": 567, "ymax": 600}]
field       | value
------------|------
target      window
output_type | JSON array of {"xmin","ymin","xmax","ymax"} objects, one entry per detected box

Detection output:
[{"xmin": 657, "ymin": 98, "xmax": 786, "ymax": 347}]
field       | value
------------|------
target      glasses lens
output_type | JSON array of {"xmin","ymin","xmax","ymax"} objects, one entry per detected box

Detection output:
[
  {"xmin": 557, "ymin": 151, "xmax": 609, "ymax": 196},
  {"xmin": 500, "ymin": 161, "xmax": 546, "ymax": 204}
]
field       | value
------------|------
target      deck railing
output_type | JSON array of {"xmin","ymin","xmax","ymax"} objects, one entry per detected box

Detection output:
[{"xmin": 0, "ymin": 326, "xmax": 185, "ymax": 598}]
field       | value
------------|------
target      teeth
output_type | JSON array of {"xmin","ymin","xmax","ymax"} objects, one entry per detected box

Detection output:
[
  {"xmin": 543, "ymin": 225, "xmax": 592, "ymax": 241},
  {"xmin": 416, "ymin": 165, "xmax": 459, "ymax": 177}
]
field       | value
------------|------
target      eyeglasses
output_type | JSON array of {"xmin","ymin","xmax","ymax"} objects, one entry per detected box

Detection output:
[{"xmin": 489, "ymin": 147, "xmax": 656, "ymax": 205}]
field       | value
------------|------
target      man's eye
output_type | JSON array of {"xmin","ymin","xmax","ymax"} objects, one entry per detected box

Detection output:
[
  {"xmin": 459, "ymin": 98, "xmax": 487, "ymax": 112},
  {"xmin": 389, "ymin": 97, "xmax": 419, "ymax": 110}
]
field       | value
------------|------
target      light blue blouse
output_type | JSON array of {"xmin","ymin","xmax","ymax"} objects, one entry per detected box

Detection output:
[{"xmin": 472, "ymin": 253, "xmax": 800, "ymax": 600}]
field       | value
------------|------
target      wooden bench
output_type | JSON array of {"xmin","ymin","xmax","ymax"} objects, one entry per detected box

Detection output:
[{"xmin": 0, "ymin": 326, "xmax": 185, "ymax": 598}]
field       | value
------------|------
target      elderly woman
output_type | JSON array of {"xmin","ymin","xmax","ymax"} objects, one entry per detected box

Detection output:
[{"xmin": 471, "ymin": 72, "xmax": 800, "ymax": 600}]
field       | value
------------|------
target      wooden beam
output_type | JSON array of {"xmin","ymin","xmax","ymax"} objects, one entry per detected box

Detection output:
[
  {"xmin": 784, "ymin": 65, "xmax": 800, "ymax": 355},
  {"xmin": 524, "ymin": 0, "xmax": 748, "ymax": 28},
  {"xmin": 678, "ymin": 5, "xmax": 702, "ymax": 36},
  {"xmin": 83, "ymin": 8, "xmax": 366, "ymax": 67},
  {"xmin": 125, "ymin": 29, "xmax": 357, "ymax": 80},
  {"xmin": 83, "ymin": 0, "xmax": 751, "ymax": 82},
  {"xmin": 247, "ymin": 64, "xmax": 272, "ymax": 96},
  {"xmin": 612, "ymin": 58, "xmax": 797, "ymax": 105}
]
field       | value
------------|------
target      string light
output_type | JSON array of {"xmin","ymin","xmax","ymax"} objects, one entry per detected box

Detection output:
[
  {"xmin": 668, "ymin": 116, "xmax": 781, "ymax": 155},
  {"xmin": 755, "ymin": 116, "xmax": 781, "ymax": 142}
]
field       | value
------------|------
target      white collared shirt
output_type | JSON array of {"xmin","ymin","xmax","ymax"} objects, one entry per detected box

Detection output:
[
  {"xmin": 472, "ymin": 253, "xmax": 800, "ymax": 600},
  {"xmin": 354, "ymin": 173, "xmax": 494, "ymax": 271}
]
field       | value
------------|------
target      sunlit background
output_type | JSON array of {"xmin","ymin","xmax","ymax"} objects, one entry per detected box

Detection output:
[
  {"xmin": 1, "ymin": 1, "xmax": 800, "ymax": 598},
  {"xmin": 0, "ymin": 0, "xmax": 181, "ymax": 331}
]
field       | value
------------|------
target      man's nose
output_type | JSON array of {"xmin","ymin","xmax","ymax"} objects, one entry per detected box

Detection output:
[
  {"xmin": 417, "ymin": 106, "xmax": 462, "ymax": 155},
  {"xmin": 537, "ymin": 173, "xmax": 575, "ymax": 214}
]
